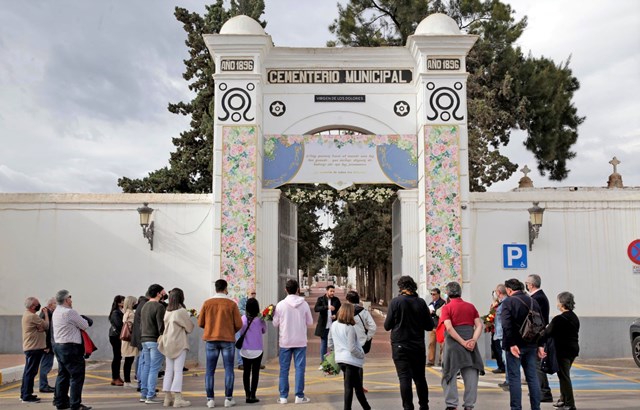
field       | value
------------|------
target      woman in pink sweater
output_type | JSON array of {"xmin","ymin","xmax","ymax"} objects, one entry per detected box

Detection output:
[{"xmin": 237, "ymin": 298, "xmax": 267, "ymax": 403}]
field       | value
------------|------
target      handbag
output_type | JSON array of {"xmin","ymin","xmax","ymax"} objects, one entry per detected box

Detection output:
[
  {"xmin": 541, "ymin": 337, "xmax": 559, "ymax": 374},
  {"xmin": 357, "ymin": 312, "xmax": 372, "ymax": 354},
  {"xmin": 235, "ymin": 317, "xmax": 255, "ymax": 350},
  {"xmin": 80, "ymin": 330, "xmax": 98, "ymax": 359},
  {"xmin": 119, "ymin": 321, "xmax": 132, "ymax": 342}
]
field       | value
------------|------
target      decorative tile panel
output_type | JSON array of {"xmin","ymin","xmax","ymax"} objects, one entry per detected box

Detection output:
[
  {"xmin": 221, "ymin": 126, "xmax": 257, "ymax": 300},
  {"xmin": 424, "ymin": 125, "xmax": 461, "ymax": 289}
]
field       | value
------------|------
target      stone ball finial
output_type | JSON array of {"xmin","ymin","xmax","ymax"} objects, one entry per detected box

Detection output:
[
  {"xmin": 415, "ymin": 13, "xmax": 461, "ymax": 35},
  {"xmin": 518, "ymin": 165, "xmax": 534, "ymax": 188},
  {"xmin": 220, "ymin": 15, "xmax": 266, "ymax": 35},
  {"xmin": 607, "ymin": 156, "xmax": 623, "ymax": 188}
]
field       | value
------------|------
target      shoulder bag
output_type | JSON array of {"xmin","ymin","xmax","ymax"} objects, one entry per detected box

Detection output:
[
  {"xmin": 119, "ymin": 321, "xmax": 132, "ymax": 342},
  {"xmin": 235, "ymin": 317, "xmax": 255, "ymax": 350},
  {"xmin": 357, "ymin": 313, "xmax": 372, "ymax": 354}
]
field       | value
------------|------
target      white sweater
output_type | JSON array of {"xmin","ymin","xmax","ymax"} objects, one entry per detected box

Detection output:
[{"xmin": 328, "ymin": 322, "xmax": 365, "ymax": 368}]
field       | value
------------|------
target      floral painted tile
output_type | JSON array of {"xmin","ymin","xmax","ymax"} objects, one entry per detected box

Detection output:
[{"xmin": 424, "ymin": 125, "xmax": 461, "ymax": 290}]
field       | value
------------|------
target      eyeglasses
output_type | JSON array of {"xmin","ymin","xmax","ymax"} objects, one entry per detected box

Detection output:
[{"xmin": 430, "ymin": 293, "xmax": 438, "ymax": 296}]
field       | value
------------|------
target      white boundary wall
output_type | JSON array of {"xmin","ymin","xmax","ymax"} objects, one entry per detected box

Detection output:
[{"xmin": 1, "ymin": 189, "xmax": 639, "ymax": 358}]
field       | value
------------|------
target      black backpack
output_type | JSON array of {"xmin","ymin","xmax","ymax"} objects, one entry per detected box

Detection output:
[{"xmin": 514, "ymin": 296, "xmax": 545, "ymax": 343}]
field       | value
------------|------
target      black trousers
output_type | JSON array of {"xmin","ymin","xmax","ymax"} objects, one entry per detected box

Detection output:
[
  {"xmin": 109, "ymin": 335, "xmax": 122, "ymax": 380},
  {"xmin": 392, "ymin": 344, "xmax": 429, "ymax": 410},
  {"xmin": 123, "ymin": 356, "xmax": 135, "ymax": 383},
  {"xmin": 339, "ymin": 363, "xmax": 371, "ymax": 410},
  {"xmin": 242, "ymin": 353, "xmax": 262, "ymax": 397},
  {"xmin": 557, "ymin": 356, "xmax": 576, "ymax": 408},
  {"xmin": 491, "ymin": 338, "xmax": 505, "ymax": 370},
  {"xmin": 53, "ymin": 343, "xmax": 85, "ymax": 410}
]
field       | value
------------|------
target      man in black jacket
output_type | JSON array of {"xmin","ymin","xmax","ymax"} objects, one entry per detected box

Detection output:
[
  {"xmin": 526, "ymin": 274, "xmax": 553, "ymax": 403},
  {"xmin": 501, "ymin": 278, "xmax": 545, "ymax": 410},
  {"xmin": 314, "ymin": 285, "xmax": 341, "ymax": 366},
  {"xmin": 384, "ymin": 276, "xmax": 434, "ymax": 410}
]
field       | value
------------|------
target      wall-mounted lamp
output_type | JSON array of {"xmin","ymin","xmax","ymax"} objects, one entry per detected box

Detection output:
[
  {"xmin": 137, "ymin": 202, "xmax": 154, "ymax": 251},
  {"xmin": 528, "ymin": 201, "xmax": 545, "ymax": 250}
]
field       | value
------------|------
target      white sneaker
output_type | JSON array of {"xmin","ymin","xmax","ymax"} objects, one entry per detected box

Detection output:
[
  {"xmin": 295, "ymin": 396, "xmax": 311, "ymax": 404},
  {"xmin": 224, "ymin": 398, "xmax": 236, "ymax": 407},
  {"xmin": 207, "ymin": 399, "xmax": 215, "ymax": 408},
  {"xmin": 277, "ymin": 397, "xmax": 288, "ymax": 404},
  {"xmin": 317, "ymin": 365, "xmax": 323, "ymax": 370}
]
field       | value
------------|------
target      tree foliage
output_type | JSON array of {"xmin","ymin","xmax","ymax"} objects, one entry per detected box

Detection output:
[
  {"xmin": 118, "ymin": 0, "xmax": 265, "ymax": 193},
  {"xmin": 329, "ymin": 0, "xmax": 584, "ymax": 191}
]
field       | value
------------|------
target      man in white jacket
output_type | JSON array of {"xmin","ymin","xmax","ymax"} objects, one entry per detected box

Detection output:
[{"xmin": 272, "ymin": 279, "xmax": 313, "ymax": 405}]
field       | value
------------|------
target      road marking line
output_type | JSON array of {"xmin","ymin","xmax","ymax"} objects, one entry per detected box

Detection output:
[{"xmin": 573, "ymin": 363, "xmax": 640, "ymax": 384}]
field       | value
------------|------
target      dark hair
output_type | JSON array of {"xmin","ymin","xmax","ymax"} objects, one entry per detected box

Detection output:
[
  {"xmin": 215, "ymin": 279, "xmax": 227, "ymax": 293},
  {"xmin": 147, "ymin": 284, "xmax": 164, "ymax": 298},
  {"xmin": 326, "ymin": 284, "xmax": 335, "ymax": 291},
  {"xmin": 345, "ymin": 290, "xmax": 360, "ymax": 304},
  {"xmin": 557, "ymin": 291, "xmax": 575, "ymax": 311},
  {"xmin": 431, "ymin": 288, "xmax": 441, "ymax": 295},
  {"xmin": 285, "ymin": 279, "xmax": 299, "ymax": 295},
  {"xmin": 110, "ymin": 295, "xmax": 124, "ymax": 314},
  {"xmin": 337, "ymin": 302, "xmax": 355, "ymax": 325},
  {"xmin": 504, "ymin": 278, "xmax": 524, "ymax": 292},
  {"xmin": 445, "ymin": 282, "xmax": 461, "ymax": 298},
  {"xmin": 246, "ymin": 298, "xmax": 260, "ymax": 318},
  {"xmin": 397, "ymin": 275, "xmax": 417, "ymax": 293},
  {"xmin": 167, "ymin": 288, "xmax": 185, "ymax": 312}
]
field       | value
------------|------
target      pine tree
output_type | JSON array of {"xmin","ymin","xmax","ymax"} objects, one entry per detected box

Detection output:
[
  {"xmin": 328, "ymin": 0, "xmax": 584, "ymax": 191},
  {"xmin": 118, "ymin": 0, "xmax": 265, "ymax": 193}
]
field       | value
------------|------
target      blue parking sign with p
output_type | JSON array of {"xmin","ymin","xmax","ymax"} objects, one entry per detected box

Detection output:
[{"xmin": 503, "ymin": 244, "xmax": 527, "ymax": 269}]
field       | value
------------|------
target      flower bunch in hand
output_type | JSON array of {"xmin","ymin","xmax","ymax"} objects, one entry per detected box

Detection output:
[
  {"xmin": 261, "ymin": 304, "xmax": 275, "ymax": 321},
  {"xmin": 188, "ymin": 308, "xmax": 198, "ymax": 318},
  {"xmin": 481, "ymin": 305, "xmax": 496, "ymax": 333}
]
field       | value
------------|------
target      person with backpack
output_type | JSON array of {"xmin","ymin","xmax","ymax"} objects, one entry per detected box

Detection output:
[
  {"xmin": 501, "ymin": 278, "xmax": 545, "ymax": 410},
  {"xmin": 345, "ymin": 291, "xmax": 376, "ymax": 392}
]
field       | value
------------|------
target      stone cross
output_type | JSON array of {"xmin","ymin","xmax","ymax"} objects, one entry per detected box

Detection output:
[
  {"xmin": 609, "ymin": 156, "xmax": 620, "ymax": 174},
  {"xmin": 520, "ymin": 165, "xmax": 531, "ymax": 178}
]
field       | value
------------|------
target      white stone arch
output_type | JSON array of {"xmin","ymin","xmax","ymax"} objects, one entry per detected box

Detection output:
[
  {"xmin": 277, "ymin": 111, "xmax": 394, "ymax": 136},
  {"xmin": 204, "ymin": 14, "xmax": 477, "ymax": 310}
]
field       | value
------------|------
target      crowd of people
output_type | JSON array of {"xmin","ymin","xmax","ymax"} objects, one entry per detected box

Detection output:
[{"xmin": 18, "ymin": 274, "xmax": 579, "ymax": 410}]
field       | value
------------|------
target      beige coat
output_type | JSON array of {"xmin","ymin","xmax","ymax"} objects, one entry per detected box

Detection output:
[
  {"xmin": 121, "ymin": 310, "xmax": 138, "ymax": 357},
  {"xmin": 158, "ymin": 308, "xmax": 195, "ymax": 359}
]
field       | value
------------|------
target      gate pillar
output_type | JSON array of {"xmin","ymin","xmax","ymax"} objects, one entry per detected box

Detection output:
[
  {"xmin": 205, "ymin": 17, "xmax": 272, "ymax": 299},
  {"xmin": 407, "ymin": 14, "xmax": 477, "ymax": 293}
]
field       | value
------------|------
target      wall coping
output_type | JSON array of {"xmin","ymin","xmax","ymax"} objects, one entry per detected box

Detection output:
[{"xmin": 0, "ymin": 193, "xmax": 212, "ymax": 204}]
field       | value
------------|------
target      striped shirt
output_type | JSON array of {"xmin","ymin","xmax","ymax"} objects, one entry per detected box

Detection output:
[{"xmin": 52, "ymin": 305, "xmax": 88, "ymax": 344}]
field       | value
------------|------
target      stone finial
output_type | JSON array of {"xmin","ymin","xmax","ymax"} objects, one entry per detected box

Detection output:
[
  {"xmin": 518, "ymin": 165, "xmax": 534, "ymax": 188},
  {"xmin": 607, "ymin": 156, "xmax": 623, "ymax": 189}
]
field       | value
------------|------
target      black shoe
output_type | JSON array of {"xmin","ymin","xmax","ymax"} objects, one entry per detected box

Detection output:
[
  {"xmin": 21, "ymin": 396, "xmax": 41, "ymax": 403},
  {"xmin": 39, "ymin": 385, "xmax": 55, "ymax": 393},
  {"xmin": 541, "ymin": 396, "xmax": 554, "ymax": 403},
  {"xmin": 182, "ymin": 366, "xmax": 189, "ymax": 372},
  {"xmin": 260, "ymin": 364, "xmax": 265, "ymax": 369},
  {"xmin": 238, "ymin": 365, "xmax": 244, "ymax": 370},
  {"xmin": 157, "ymin": 371, "xmax": 165, "ymax": 379},
  {"xmin": 498, "ymin": 381, "xmax": 509, "ymax": 390},
  {"xmin": 246, "ymin": 397, "xmax": 260, "ymax": 403},
  {"xmin": 74, "ymin": 405, "xmax": 92, "ymax": 410},
  {"xmin": 491, "ymin": 368, "xmax": 505, "ymax": 374}
]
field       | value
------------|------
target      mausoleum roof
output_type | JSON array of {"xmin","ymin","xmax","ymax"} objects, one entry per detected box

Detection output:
[
  {"xmin": 415, "ymin": 13, "xmax": 461, "ymax": 35},
  {"xmin": 220, "ymin": 15, "xmax": 265, "ymax": 35}
]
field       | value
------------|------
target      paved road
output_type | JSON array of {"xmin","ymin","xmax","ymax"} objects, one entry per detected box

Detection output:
[{"xmin": 1, "ymin": 357, "xmax": 638, "ymax": 409}]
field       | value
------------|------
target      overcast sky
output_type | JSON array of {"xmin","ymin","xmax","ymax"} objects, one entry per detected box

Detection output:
[{"xmin": 0, "ymin": 0, "xmax": 638, "ymax": 193}]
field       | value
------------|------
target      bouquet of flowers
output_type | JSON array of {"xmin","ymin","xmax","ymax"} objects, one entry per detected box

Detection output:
[
  {"xmin": 261, "ymin": 304, "xmax": 275, "ymax": 321},
  {"xmin": 481, "ymin": 305, "xmax": 496, "ymax": 333},
  {"xmin": 321, "ymin": 351, "xmax": 340, "ymax": 376},
  {"xmin": 188, "ymin": 308, "xmax": 198, "ymax": 318}
]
